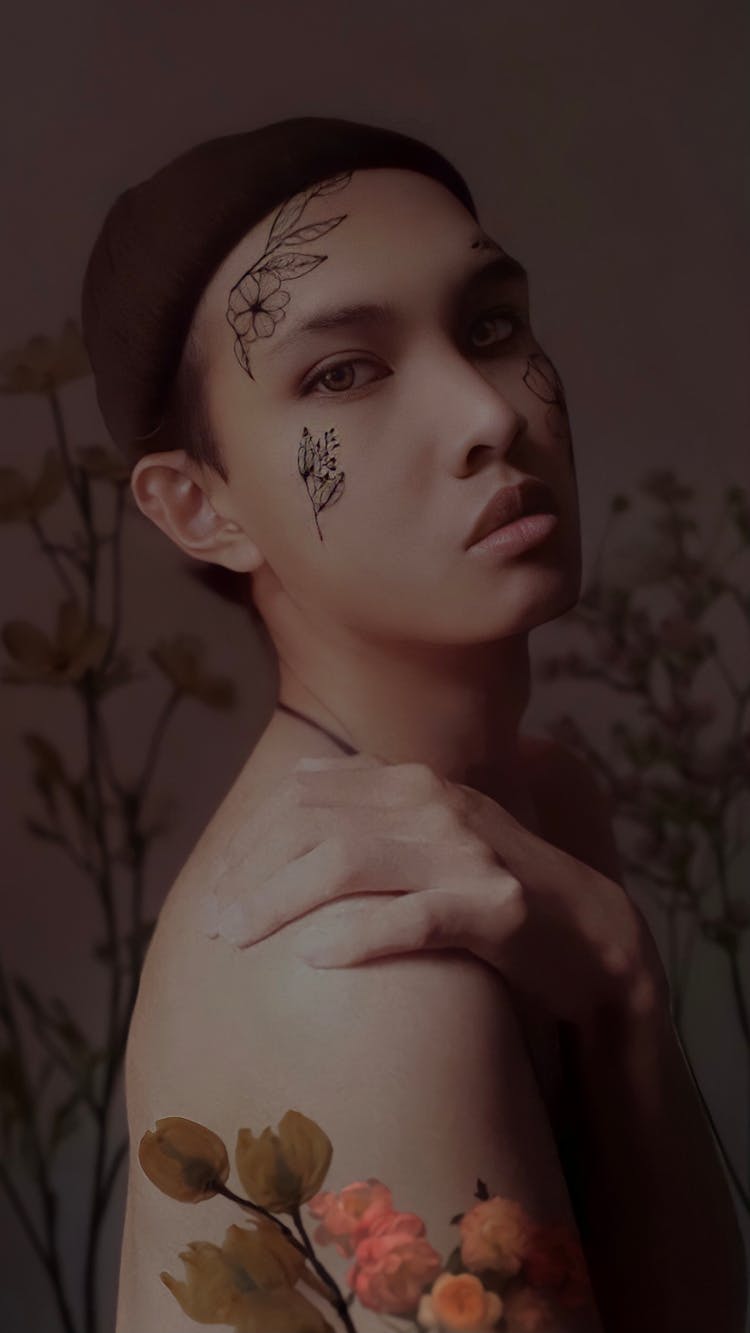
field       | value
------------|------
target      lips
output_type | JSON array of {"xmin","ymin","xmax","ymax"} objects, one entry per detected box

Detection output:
[{"xmin": 466, "ymin": 477, "xmax": 559, "ymax": 548}]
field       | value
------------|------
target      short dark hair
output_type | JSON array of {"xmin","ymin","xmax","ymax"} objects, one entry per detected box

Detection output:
[{"xmin": 164, "ymin": 325, "xmax": 228, "ymax": 483}]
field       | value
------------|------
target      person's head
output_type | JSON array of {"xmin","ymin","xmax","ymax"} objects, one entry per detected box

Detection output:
[{"xmin": 83, "ymin": 120, "xmax": 581, "ymax": 652}]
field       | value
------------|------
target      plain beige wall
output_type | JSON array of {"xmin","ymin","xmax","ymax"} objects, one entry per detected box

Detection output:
[{"xmin": 1, "ymin": 2, "xmax": 748, "ymax": 1329}]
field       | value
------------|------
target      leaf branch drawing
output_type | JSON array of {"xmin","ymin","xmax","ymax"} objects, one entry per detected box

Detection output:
[{"xmin": 297, "ymin": 426, "xmax": 345, "ymax": 541}]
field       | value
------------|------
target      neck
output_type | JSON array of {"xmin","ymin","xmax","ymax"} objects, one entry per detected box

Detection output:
[{"xmin": 264, "ymin": 586, "xmax": 535, "ymax": 819}]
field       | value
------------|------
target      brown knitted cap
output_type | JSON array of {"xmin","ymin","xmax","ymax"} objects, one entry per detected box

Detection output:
[{"xmin": 80, "ymin": 116, "xmax": 477, "ymax": 459}]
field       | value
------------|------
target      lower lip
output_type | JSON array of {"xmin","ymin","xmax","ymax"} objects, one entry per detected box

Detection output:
[{"xmin": 468, "ymin": 511, "xmax": 559, "ymax": 557}]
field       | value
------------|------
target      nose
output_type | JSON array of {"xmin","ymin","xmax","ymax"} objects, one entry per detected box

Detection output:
[{"xmin": 428, "ymin": 345, "xmax": 528, "ymax": 474}]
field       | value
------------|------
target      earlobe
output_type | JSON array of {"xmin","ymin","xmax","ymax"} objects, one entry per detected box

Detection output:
[{"xmin": 129, "ymin": 451, "xmax": 264, "ymax": 573}]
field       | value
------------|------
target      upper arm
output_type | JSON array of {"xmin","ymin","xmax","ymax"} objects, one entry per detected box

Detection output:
[{"xmin": 122, "ymin": 892, "xmax": 596, "ymax": 1331}]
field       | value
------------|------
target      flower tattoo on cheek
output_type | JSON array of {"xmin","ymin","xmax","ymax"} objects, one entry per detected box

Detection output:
[{"xmin": 298, "ymin": 426, "xmax": 345, "ymax": 541}]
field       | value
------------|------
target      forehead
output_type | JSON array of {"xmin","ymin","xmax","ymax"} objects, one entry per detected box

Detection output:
[{"xmin": 195, "ymin": 168, "xmax": 486, "ymax": 335}]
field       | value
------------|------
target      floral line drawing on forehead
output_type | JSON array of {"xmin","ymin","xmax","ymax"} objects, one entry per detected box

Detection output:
[
  {"xmin": 298, "ymin": 425, "xmax": 345, "ymax": 541},
  {"xmin": 225, "ymin": 170, "xmax": 353, "ymax": 379},
  {"xmin": 523, "ymin": 352, "xmax": 571, "ymax": 445}
]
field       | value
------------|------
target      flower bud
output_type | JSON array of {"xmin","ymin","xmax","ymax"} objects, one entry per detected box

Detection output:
[
  {"xmin": 236, "ymin": 1108, "xmax": 332, "ymax": 1213},
  {"xmin": 138, "ymin": 1115, "xmax": 229, "ymax": 1202}
]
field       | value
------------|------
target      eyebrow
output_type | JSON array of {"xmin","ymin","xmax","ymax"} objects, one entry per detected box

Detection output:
[{"xmin": 257, "ymin": 251, "xmax": 529, "ymax": 364}]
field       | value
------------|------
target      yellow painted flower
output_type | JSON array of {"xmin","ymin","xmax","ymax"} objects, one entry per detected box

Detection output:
[
  {"xmin": 0, "ymin": 320, "xmax": 90, "ymax": 394},
  {"xmin": 223, "ymin": 1220, "xmax": 305, "ymax": 1288},
  {"xmin": 161, "ymin": 1225, "xmax": 335, "ymax": 1331},
  {"xmin": 228, "ymin": 1216, "xmax": 334, "ymax": 1305},
  {"xmin": 236, "ymin": 1109, "xmax": 333, "ymax": 1213},
  {"xmin": 138, "ymin": 1116, "xmax": 229, "ymax": 1202},
  {"xmin": 417, "ymin": 1271, "xmax": 504, "ymax": 1331}
]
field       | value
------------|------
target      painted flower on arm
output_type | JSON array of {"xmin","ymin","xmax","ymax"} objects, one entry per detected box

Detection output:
[
  {"xmin": 499, "ymin": 1283, "xmax": 558, "ymax": 1332},
  {"xmin": 142, "ymin": 1107, "xmax": 596, "ymax": 1332},
  {"xmin": 523, "ymin": 1221, "xmax": 593, "ymax": 1310},
  {"xmin": 307, "ymin": 1177, "xmax": 395, "ymax": 1256},
  {"xmin": 138, "ymin": 1115, "xmax": 230, "ymax": 1202},
  {"xmin": 161, "ymin": 1221, "xmax": 335, "ymax": 1332},
  {"xmin": 346, "ymin": 1209, "xmax": 443, "ymax": 1315},
  {"xmin": 458, "ymin": 1195, "xmax": 534, "ymax": 1280},
  {"xmin": 235, "ymin": 1108, "xmax": 333, "ymax": 1212},
  {"xmin": 416, "ymin": 1270, "xmax": 504, "ymax": 1331}
]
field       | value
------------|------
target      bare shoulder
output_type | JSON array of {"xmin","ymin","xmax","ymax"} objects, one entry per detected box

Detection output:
[
  {"xmin": 520, "ymin": 732, "xmax": 623, "ymax": 883},
  {"xmin": 119, "ymin": 729, "xmax": 590, "ymax": 1331}
]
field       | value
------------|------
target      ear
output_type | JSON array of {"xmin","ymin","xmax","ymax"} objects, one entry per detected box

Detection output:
[{"xmin": 129, "ymin": 448, "xmax": 264, "ymax": 573}]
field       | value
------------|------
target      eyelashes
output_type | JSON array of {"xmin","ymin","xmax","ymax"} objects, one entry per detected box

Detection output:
[{"xmin": 299, "ymin": 307, "xmax": 528, "ymax": 397}]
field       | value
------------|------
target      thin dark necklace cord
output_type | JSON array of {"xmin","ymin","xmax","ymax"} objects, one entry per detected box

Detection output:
[{"xmin": 276, "ymin": 700, "xmax": 359, "ymax": 755}]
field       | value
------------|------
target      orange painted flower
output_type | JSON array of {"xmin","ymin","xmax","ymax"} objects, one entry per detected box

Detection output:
[
  {"xmin": 501, "ymin": 1283, "xmax": 558, "ymax": 1332},
  {"xmin": 459, "ymin": 1196, "xmax": 534, "ymax": 1279},
  {"xmin": 138, "ymin": 1116, "xmax": 229, "ymax": 1202},
  {"xmin": 523, "ymin": 1222, "xmax": 593, "ymax": 1310},
  {"xmin": 347, "ymin": 1211, "xmax": 443, "ymax": 1315},
  {"xmin": 306, "ymin": 1178, "xmax": 394, "ymax": 1256},
  {"xmin": 235, "ymin": 1109, "xmax": 332, "ymax": 1213},
  {"xmin": 417, "ymin": 1271, "xmax": 504, "ymax": 1331}
]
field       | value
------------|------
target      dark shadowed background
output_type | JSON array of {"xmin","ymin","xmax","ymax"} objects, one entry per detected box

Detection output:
[{"xmin": 1, "ymin": 2, "xmax": 748, "ymax": 1329}]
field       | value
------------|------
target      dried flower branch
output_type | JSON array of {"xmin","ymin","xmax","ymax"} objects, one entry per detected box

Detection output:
[{"xmin": 0, "ymin": 322, "xmax": 240, "ymax": 1333}]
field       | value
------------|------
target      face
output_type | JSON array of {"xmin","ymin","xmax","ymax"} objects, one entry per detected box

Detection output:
[{"xmin": 192, "ymin": 167, "xmax": 581, "ymax": 646}]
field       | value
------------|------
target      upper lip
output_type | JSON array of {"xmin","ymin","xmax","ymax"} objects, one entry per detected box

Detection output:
[{"xmin": 466, "ymin": 477, "xmax": 558, "ymax": 548}]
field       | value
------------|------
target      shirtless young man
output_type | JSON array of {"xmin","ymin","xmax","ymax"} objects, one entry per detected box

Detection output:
[{"xmin": 81, "ymin": 119, "xmax": 746, "ymax": 1333}]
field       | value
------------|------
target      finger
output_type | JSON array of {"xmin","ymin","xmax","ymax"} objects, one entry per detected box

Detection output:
[
  {"xmin": 293, "ymin": 753, "xmax": 386, "ymax": 771},
  {"xmin": 214, "ymin": 835, "xmax": 488, "ymax": 948},
  {"xmin": 293, "ymin": 760, "xmax": 446, "ymax": 808},
  {"xmin": 211, "ymin": 799, "xmax": 472, "ymax": 925},
  {"xmin": 294, "ymin": 886, "xmax": 516, "ymax": 968},
  {"xmin": 216, "ymin": 758, "xmax": 385, "ymax": 878}
]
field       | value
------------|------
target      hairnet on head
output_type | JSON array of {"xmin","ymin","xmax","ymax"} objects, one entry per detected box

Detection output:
[{"xmin": 80, "ymin": 116, "xmax": 478, "ymax": 461}]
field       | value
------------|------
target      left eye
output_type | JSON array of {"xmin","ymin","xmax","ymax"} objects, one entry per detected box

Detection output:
[{"xmin": 469, "ymin": 309, "xmax": 520, "ymax": 349}]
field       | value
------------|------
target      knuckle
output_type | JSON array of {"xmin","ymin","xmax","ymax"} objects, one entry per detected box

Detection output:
[
  {"xmin": 503, "ymin": 877, "xmax": 527, "ymax": 926},
  {"xmin": 398, "ymin": 762, "xmax": 445, "ymax": 800},
  {"xmin": 602, "ymin": 940, "xmax": 637, "ymax": 982},
  {"xmin": 415, "ymin": 899, "xmax": 442, "ymax": 948},
  {"xmin": 419, "ymin": 800, "xmax": 463, "ymax": 840}
]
